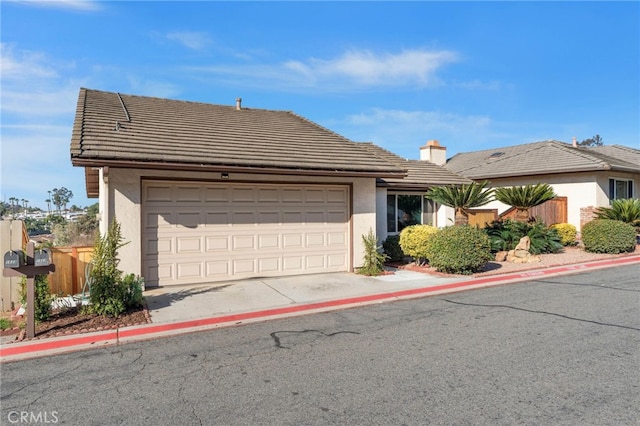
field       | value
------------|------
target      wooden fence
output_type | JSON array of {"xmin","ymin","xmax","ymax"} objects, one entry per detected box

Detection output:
[
  {"xmin": 468, "ymin": 209, "xmax": 498, "ymax": 228},
  {"xmin": 48, "ymin": 246, "xmax": 94, "ymax": 296},
  {"xmin": 499, "ymin": 197, "xmax": 568, "ymax": 225}
]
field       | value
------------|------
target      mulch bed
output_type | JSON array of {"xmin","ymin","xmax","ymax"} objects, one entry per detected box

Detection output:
[{"xmin": 2, "ymin": 304, "xmax": 151, "ymax": 343}]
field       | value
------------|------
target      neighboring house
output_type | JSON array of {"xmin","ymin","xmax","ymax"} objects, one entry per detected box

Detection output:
[
  {"xmin": 70, "ymin": 88, "xmax": 465, "ymax": 287},
  {"xmin": 359, "ymin": 141, "xmax": 471, "ymax": 241},
  {"xmin": 445, "ymin": 140, "xmax": 640, "ymax": 231}
]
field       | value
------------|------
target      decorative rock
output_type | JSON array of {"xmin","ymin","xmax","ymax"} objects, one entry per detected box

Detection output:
[
  {"xmin": 495, "ymin": 251, "xmax": 508, "ymax": 262},
  {"xmin": 506, "ymin": 236, "xmax": 541, "ymax": 263}
]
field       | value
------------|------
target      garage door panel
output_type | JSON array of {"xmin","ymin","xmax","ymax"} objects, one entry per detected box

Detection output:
[
  {"xmin": 283, "ymin": 233, "xmax": 304, "ymax": 248},
  {"xmin": 306, "ymin": 255, "xmax": 325, "ymax": 269},
  {"xmin": 207, "ymin": 260, "xmax": 230, "ymax": 276},
  {"xmin": 177, "ymin": 237, "xmax": 201, "ymax": 253},
  {"xmin": 258, "ymin": 211, "xmax": 280, "ymax": 224},
  {"xmin": 205, "ymin": 212, "xmax": 229, "ymax": 226},
  {"xmin": 233, "ymin": 235, "xmax": 255, "ymax": 250},
  {"xmin": 258, "ymin": 258, "xmax": 280, "ymax": 273},
  {"xmin": 283, "ymin": 256, "xmax": 303, "ymax": 271},
  {"xmin": 328, "ymin": 254, "xmax": 347, "ymax": 267},
  {"xmin": 327, "ymin": 232, "xmax": 347, "ymax": 247},
  {"xmin": 177, "ymin": 212, "xmax": 201, "ymax": 228},
  {"xmin": 206, "ymin": 236, "xmax": 229, "ymax": 251},
  {"xmin": 232, "ymin": 212, "xmax": 256, "ymax": 225},
  {"xmin": 306, "ymin": 233, "xmax": 325, "ymax": 247},
  {"xmin": 143, "ymin": 181, "xmax": 350, "ymax": 286},
  {"xmin": 176, "ymin": 186, "xmax": 201, "ymax": 202},
  {"xmin": 177, "ymin": 262, "xmax": 202, "ymax": 279},
  {"xmin": 145, "ymin": 185, "xmax": 173, "ymax": 202},
  {"xmin": 258, "ymin": 234, "xmax": 280, "ymax": 249},
  {"xmin": 233, "ymin": 259, "xmax": 256, "ymax": 274}
]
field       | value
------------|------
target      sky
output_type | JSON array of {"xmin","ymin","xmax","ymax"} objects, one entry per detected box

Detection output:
[{"xmin": 1, "ymin": 1, "xmax": 639, "ymax": 210}]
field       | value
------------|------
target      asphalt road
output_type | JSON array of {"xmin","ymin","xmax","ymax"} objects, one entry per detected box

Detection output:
[{"xmin": 1, "ymin": 264, "xmax": 639, "ymax": 425}]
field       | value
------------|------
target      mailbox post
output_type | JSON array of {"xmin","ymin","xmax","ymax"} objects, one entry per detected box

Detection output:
[{"xmin": 3, "ymin": 242, "xmax": 55, "ymax": 339}]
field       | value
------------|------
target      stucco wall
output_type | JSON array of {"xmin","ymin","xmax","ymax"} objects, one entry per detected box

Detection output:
[
  {"xmin": 484, "ymin": 171, "xmax": 639, "ymax": 230},
  {"xmin": 100, "ymin": 168, "xmax": 377, "ymax": 277}
]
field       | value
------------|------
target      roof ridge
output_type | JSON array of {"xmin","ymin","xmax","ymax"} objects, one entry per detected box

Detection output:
[
  {"xmin": 449, "ymin": 140, "xmax": 561, "ymax": 174},
  {"xmin": 84, "ymin": 87, "xmax": 292, "ymax": 113},
  {"xmin": 594, "ymin": 144, "xmax": 640, "ymax": 154}
]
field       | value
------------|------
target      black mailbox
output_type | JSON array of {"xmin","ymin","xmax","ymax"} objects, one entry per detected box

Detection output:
[
  {"xmin": 34, "ymin": 249, "xmax": 51, "ymax": 267},
  {"xmin": 4, "ymin": 250, "xmax": 25, "ymax": 268}
]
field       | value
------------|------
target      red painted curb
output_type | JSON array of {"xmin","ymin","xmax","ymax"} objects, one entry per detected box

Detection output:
[
  {"xmin": 0, "ymin": 331, "xmax": 117, "ymax": 357},
  {"xmin": 2, "ymin": 254, "xmax": 638, "ymax": 360}
]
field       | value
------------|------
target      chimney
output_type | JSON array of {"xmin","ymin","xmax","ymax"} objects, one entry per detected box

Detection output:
[
  {"xmin": 235, "ymin": 97, "xmax": 242, "ymax": 110},
  {"xmin": 420, "ymin": 139, "xmax": 447, "ymax": 166},
  {"xmin": 572, "ymin": 136, "xmax": 577, "ymax": 148}
]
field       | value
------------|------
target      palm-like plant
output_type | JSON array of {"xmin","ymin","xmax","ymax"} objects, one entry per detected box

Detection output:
[
  {"xmin": 595, "ymin": 198, "xmax": 640, "ymax": 230},
  {"xmin": 494, "ymin": 183, "xmax": 556, "ymax": 222},
  {"xmin": 425, "ymin": 181, "xmax": 494, "ymax": 225}
]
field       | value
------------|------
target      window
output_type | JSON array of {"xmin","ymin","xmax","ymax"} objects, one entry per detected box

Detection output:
[
  {"xmin": 608, "ymin": 178, "xmax": 634, "ymax": 201},
  {"xmin": 387, "ymin": 193, "xmax": 435, "ymax": 234}
]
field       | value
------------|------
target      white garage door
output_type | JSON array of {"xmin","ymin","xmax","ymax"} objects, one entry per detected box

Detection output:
[{"xmin": 142, "ymin": 180, "xmax": 350, "ymax": 286}]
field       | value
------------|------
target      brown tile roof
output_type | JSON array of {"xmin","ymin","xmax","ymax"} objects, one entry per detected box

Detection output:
[
  {"xmin": 359, "ymin": 143, "xmax": 472, "ymax": 188},
  {"xmin": 445, "ymin": 140, "xmax": 640, "ymax": 180},
  {"xmin": 71, "ymin": 88, "xmax": 407, "ymax": 181}
]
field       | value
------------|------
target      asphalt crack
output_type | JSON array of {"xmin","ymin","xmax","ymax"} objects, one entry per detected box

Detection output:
[
  {"xmin": 270, "ymin": 329, "xmax": 360, "ymax": 349},
  {"xmin": 441, "ymin": 298, "xmax": 640, "ymax": 332}
]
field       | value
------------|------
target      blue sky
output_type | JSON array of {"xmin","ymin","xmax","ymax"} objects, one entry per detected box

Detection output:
[{"xmin": 2, "ymin": 1, "xmax": 639, "ymax": 210}]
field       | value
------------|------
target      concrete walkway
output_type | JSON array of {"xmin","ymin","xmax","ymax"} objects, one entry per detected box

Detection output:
[
  {"xmin": 144, "ymin": 270, "xmax": 467, "ymax": 324},
  {"xmin": 2, "ymin": 255, "xmax": 639, "ymax": 362}
]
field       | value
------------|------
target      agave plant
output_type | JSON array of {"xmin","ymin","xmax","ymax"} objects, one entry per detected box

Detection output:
[
  {"xmin": 595, "ymin": 198, "xmax": 640, "ymax": 231},
  {"xmin": 424, "ymin": 181, "xmax": 494, "ymax": 225},
  {"xmin": 494, "ymin": 183, "xmax": 556, "ymax": 222}
]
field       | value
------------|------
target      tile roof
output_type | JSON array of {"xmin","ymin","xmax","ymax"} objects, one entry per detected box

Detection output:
[
  {"xmin": 359, "ymin": 143, "xmax": 472, "ymax": 188},
  {"xmin": 445, "ymin": 140, "xmax": 640, "ymax": 180},
  {"xmin": 70, "ymin": 88, "xmax": 406, "ymax": 178}
]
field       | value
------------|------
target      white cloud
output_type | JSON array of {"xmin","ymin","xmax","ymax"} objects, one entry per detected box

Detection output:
[
  {"xmin": 302, "ymin": 49, "xmax": 458, "ymax": 87},
  {"xmin": 9, "ymin": 0, "xmax": 102, "ymax": 11},
  {"xmin": 166, "ymin": 31, "xmax": 212, "ymax": 50},
  {"xmin": 0, "ymin": 44, "xmax": 58, "ymax": 80},
  {"xmin": 329, "ymin": 108, "xmax": 498, "ymax": 158},
  {"xmin": 187, "ymin": 48, "xmax": 459, "ymax": 92}
]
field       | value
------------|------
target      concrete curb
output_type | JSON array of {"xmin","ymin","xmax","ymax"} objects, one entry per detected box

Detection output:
[{"xmin": 2, "ymin": 254, "xmax": 639, "ymax": 362}]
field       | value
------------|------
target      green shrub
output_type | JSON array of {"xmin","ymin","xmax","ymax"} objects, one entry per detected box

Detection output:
[
  {"xmin": 526, "ymin": 221, "xmax": 563, "ymax": 254},
  {"xmin": 550, "ymin": 223, "xmax": 577, "ymax": 246},
  {"xmin": 0, "ymin": 318, "xmax": 12, "ymax": 331},
  {"xmin": 357, "ymin": 228, "xmax": 388, "ymax": 276},
  {"xmin": 399, "ymin": 225, "xmax": 438, "ymax": 266},
  {"xmin": 484, "ymin": 219, "xmax": 562, "ymax": 254},
  {"xmin": 581, "ymin": 219, "xmax": 636, "ymax": 254},
  {"xmin": 382, "ymin": 235, "xmax": 404, "ymax": 262},
  {"xmin": 20, "ymin": 275, "xmax": 52, "ymax": 323},
  {"xmin": 425, "ymin": 225, "xmax": 493, "ymax": 275},
  {"xmin": 595, "ymin": 198, "xmax": 640, "ymax": 232},
  {"xmin": 90, "ymin": 219, "xmax": 144, "ymax": 317}
]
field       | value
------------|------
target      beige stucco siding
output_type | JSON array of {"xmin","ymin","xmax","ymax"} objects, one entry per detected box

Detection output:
[
  {"xmin": 99, "ymin": 168, "xmax": 377, "ymax": 279},
  {"xmin": 485, "ymin": 171, "xmax": 639, "ymax": 230}
]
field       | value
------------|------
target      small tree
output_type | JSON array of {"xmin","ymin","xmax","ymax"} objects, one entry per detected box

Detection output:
[
  {"xmin": 577, "ymin": 135, "xmax": 603, "ymax": 147},
  {"xmin": 425, "ymin": 181, "xmax": 494, "ymax": 226},
  {"xmin": 357, "ymin": 228, "xmax": 388, "ymax": 276},
  {"xmin": 494, "ymin": 183, "xmax": 556, "ymax": 222},
  {"xmin": 89, "ymin": 219, "xmax": 143, "ymax": 317},
  {"xmin": 51, "ymin": 187, "xmax": 73, "ymax": 214}
]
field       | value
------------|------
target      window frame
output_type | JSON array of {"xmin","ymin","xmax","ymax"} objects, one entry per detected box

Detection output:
[
  {"xmin": 608, "ymin": 178, "xmax": 634, "ymax": 201},
  {"xmin": 386, "ymin": 192, "xmax": 436, "ymax": 234}
]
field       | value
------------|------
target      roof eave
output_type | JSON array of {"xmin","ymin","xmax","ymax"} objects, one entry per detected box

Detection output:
[
  {"xmin": 461, "ymin": 165, "xmax": 621, "ymax": 180},
  {"xmin": 76, "ymin": 159, "xmax": 408, "ymax": 197}
]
